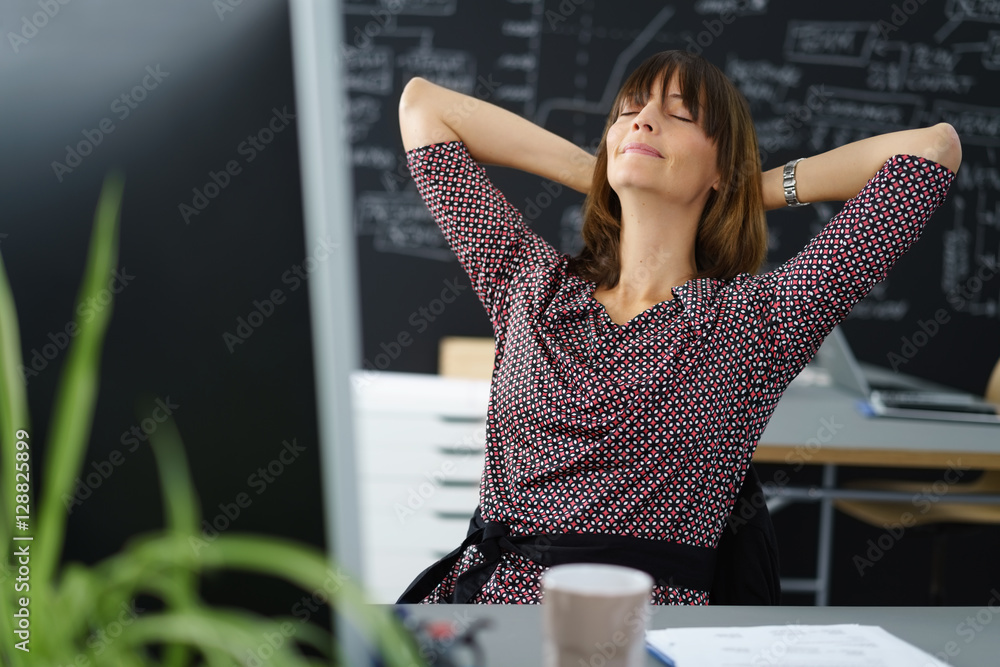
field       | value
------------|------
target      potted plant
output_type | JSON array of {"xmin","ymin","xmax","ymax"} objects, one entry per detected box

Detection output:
[{"xmin": 0, "ymin": 174, "xmax": 426, "ymax": 666}]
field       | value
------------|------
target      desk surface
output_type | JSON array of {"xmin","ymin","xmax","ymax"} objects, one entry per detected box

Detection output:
[
  {"xmin": 400, "ymin": 604, "xmax": 1000, "ymax": 666},
  {"xmin": 755, "ymin": 381, "xmax": 1000, "ymax": 469}
]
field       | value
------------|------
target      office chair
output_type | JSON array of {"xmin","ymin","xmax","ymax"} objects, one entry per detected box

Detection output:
[{"xmin": 834, "ymin": 353, "xmax": 1000, "ymax": 604}]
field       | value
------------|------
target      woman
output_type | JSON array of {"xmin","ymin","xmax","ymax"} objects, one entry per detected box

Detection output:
[{"xmin": 395, "ymin": 50, "xmax": 960, "ymax": 605}]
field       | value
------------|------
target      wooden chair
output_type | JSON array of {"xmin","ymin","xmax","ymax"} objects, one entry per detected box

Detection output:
[{"xmin": 834, "ymin": 353, "xmax": 1000, "ymax": 603}]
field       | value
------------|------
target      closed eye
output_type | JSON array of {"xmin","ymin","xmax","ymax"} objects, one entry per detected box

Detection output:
[{"xmin": 672, "ymin": 115, "xmax": 693, "ymax": 123}]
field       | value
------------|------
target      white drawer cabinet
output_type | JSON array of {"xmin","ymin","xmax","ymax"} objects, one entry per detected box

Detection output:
[{"xmin": 351, "ymin": 371, "xmax": 490, "ymax": 602}]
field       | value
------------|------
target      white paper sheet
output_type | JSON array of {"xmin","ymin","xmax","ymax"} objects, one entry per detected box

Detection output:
[{"xmin": 646, "ymin": 624, "xmax": 950, "ymax": 667}]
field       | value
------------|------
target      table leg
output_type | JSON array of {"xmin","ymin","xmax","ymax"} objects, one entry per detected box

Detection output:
[{"xmin": 815, "ymin": 463, "xmax": 837, "ymax": 606}]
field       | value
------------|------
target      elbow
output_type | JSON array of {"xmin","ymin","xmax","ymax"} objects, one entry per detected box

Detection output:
[
  {"xmin": 398, "ymin": 76, "xmax": 431, "ymax": 152},
  {"xmin": 926, "ymin": 122, "xmax": 962, "ymax": 174},
  {"xmin": 398, "ymin": 76, "xmax": 457, "ymax": 151},
  {"xmin": 398, "ymin": 76, "xmax": 428, "ymax": 126},
  {"xmin": 399, "ymin": 76, "xmax": 459, "ymax": 151}
]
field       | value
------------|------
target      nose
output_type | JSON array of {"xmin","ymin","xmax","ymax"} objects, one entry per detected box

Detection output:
[{"xmin": 631, "ymin": 103, "xmax": 657, "ymax": 132}]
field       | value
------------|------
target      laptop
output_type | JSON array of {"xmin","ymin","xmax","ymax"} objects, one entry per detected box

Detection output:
[{"xmin": 816, "ymin": 327, "xmax": 1000, "ymax": 425}]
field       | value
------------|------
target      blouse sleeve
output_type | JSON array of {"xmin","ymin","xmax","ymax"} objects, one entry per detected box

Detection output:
[
  {"xmin": 758, "ymin": 154, "xmax": 955, "ymax": 382},
  {"xmin": 406, "ymin": 140, "xmax": 564, "ymax": 330}
]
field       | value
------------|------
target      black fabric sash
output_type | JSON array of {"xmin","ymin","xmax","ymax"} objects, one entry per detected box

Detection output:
[{"xmin": 396, "ymin": 507, "xmax": 717, "ymax": 604}]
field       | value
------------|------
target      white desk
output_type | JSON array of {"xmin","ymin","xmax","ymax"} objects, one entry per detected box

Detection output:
[
  {"xmin": 752, "ymin": 376, "xmax": 1000, "ymax": 605},
  {"xmin": 400, "ymin": 604, "xmax": 1000, "ymax": 666},
  {"xmin": 756, "ymin": 376, "xmax": 1000, "ymax": 470}
]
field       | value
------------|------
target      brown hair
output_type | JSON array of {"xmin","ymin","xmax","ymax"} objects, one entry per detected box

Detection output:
[{"xmin": 567, "ymin": 50, "xmax": 766, "ymax": 287}]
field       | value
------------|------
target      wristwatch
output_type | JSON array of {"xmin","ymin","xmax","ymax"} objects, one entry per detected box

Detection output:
[{"xmin": 783, "ymin": 158, "xmax": 807, "ymax": 207}]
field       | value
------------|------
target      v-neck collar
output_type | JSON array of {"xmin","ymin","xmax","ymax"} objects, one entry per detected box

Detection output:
[{"xmin": 541, "ymin": 264, "xmax": 724, "ymax": 336}]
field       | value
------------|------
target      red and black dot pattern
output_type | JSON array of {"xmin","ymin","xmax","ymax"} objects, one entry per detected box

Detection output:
[{"xmin": 404, "ymin": 140, "xmax": 954, "ymax": 605}]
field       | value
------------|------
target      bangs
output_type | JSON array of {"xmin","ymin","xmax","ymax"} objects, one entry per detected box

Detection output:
[{"xmin": 612, "ymin": 52, "xmax": 726, "ymax": 141}]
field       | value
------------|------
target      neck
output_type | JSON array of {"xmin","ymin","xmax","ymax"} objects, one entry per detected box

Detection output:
[{"xmin": 610, "ymin": 191, "xmax": 702, "ymax": 303}]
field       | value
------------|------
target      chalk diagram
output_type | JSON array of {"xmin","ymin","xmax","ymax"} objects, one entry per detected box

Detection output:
[{"xmin": 342, "ymin": 0, "xmax": 998, "ymax": 319}]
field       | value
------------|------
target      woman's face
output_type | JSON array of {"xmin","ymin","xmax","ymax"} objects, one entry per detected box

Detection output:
[{"xmin": 605, "ymin": 73, "xmax": 720, "ymax": 207}]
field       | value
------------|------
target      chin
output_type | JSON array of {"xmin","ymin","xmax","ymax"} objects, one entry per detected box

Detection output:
[{"xmin": 608, "ymin": 176, "xmax": 664, "ymax": 197}]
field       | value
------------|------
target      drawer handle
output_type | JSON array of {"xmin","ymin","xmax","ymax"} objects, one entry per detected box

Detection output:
[
  {"xmin": 440, "ymin": 479, "xmax": 480, "ymax": 489},
  {"xmin": 437, "ymin": 446, "xmax": 485, "ymax": 456},
  {"xmin": 433, "ymin": 510, "xmax": 474, "ymax": 521},
  {"xmin": 437, "ymin": 414, "xmax": 486, "ymax": 424}
]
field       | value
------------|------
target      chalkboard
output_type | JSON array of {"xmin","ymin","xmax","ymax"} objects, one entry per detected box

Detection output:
[{"xmin": 343, "ymin": 0, "xmax": 1000, "ymax": 395}]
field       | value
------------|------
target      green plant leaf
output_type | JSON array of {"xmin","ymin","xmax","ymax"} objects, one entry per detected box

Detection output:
[
  {"xmin": 145, "ymin": 405, "xmax": 200, "ymax": 539},
  {"xmin": 0, "ymin": 233, "xmax": 30, "ymax": 545},
  {"xmin": 193, "ymin": 534, "xmax": 425, "ymax": 667},
  {"xmin": 88, "ymin": 531, "xmax": 426, "ymax": 666},
  {"xmin": 0, "ymin": 188, "xmax": 36, "ymax": 667},
  {"xmin": 116, "ymin": 608, "xmax": 315, "ymax": 667},
  {"xmin": 145, "ymin": 409, "xmax": 204, "ymax": 667},
  {"xmin": 35, "ymin": 172, "xmax": 124, "ymax": 589}
]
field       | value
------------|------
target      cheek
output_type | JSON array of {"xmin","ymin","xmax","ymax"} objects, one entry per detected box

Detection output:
[{"xmin": 686, "ymin": 139, "xmax": 717, "ymax": 176}]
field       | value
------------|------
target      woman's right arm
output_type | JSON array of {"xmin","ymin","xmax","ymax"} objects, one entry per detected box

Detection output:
[{"xmin": 398, "ymin": 77, "xmax": 595, "ymax": 194}]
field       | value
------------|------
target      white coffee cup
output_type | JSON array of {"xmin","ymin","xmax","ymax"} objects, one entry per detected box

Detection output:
[{"xmin": 541, "ymin": 563, "xmax": 654, "ymax": 667}]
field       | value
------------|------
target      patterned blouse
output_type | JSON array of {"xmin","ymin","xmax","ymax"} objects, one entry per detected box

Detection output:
[{"xmin": 405, "ymin": 140, "xmax": 955, "ymax": 604}]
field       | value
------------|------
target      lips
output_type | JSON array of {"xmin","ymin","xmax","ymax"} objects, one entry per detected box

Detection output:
[{"xmin": 620, "ymin": 142, "xmax": 663, "ymax": 158}]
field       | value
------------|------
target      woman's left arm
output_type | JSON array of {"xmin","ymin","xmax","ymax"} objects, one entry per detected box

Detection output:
[{"xmin": 761, "ymin": 123, "xmax": 962, "ymax": 211}]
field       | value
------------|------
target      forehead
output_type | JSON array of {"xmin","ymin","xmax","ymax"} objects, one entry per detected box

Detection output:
[{"xmin": 618, "ymin": 67, "xmax": 702, "ymax": 113}]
